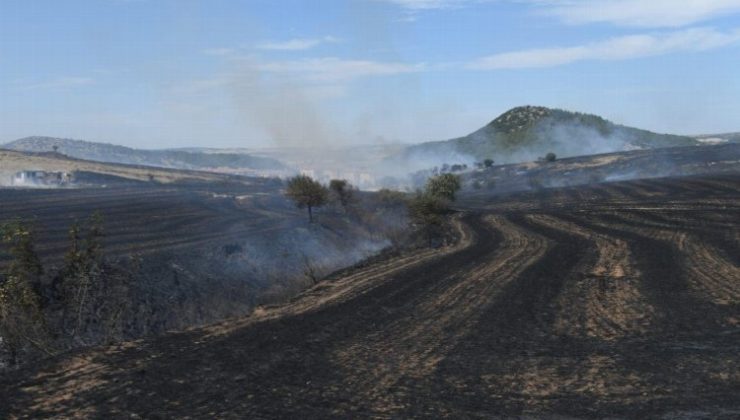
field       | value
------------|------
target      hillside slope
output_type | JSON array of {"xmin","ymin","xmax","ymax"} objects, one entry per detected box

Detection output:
[
  {"xmin": 3, "ymin": 137, "xmax": 286, "ymax": 172},
  {"xmin": 1, "ymin": 173, "xmax": 738, "ymax": 418},
  {"xmin": 462, "ymin": 142, "xmax": 740, "ymax": 196},
  {"xmin": 404, "ymin": 106, "xmax": 699, "ymax": 164},
  {"xmin": 0, "ymin": 148, "xmax": 251, "ymax": 185}
]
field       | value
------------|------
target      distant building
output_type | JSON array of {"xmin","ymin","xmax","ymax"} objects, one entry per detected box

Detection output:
[{"xmin": 11, "ymin": 170, "xmax": 73, "ymax": 187}]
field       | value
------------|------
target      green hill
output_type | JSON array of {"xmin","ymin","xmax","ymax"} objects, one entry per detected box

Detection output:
[{"xmin": 404, "ymin": 106, "xmax": 699, "ymax": 164}]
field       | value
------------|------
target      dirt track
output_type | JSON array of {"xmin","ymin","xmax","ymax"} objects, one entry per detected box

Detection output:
[{"xmin": 1, "ymin": 174, "xmax": 739, "ymax": 418}]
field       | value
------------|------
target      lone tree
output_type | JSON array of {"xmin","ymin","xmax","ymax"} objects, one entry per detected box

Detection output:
[
  {"xmin": 545, "ymin": 152, "xmax": 557, "ymax": 162},
  {"xmin": 483, "ymin": 158, "xmax": 494, "ymax": 168},
  {"xmin": 406, "ymin": 173, "xmax": 461, "ymax": 247},
  {"xmin": 285, "ymin": 175, "xmax": 329, "ymax": 223},
  {"xmin": 329, "ymin": 179, "xmax": 354, "ymax": 209},
  {"xmin": 426, "ymin": 173, "xmax": 462, "ymax": 202},
  {"xmin": 408, "ymin": 192, "xmax": 451, "ymax": 247}
]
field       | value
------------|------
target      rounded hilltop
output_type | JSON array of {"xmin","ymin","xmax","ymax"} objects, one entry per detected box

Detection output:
[{"xmin": 487, "ymin": 105, "xmax": 552, "ymax": 133}]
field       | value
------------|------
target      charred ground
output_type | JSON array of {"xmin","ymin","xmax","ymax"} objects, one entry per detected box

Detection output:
[
  {"xmin": 1, "ymin": 171, "xmax": 738, "ymax": 418},
  {"xmin": 0, "ymin": 157, "xmax": 408, "ymax": 368}
]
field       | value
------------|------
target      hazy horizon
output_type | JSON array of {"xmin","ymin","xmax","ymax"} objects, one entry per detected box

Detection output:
[{"xmin": 2, "ymin": 0, "xmax": 740, "ymax": 149}]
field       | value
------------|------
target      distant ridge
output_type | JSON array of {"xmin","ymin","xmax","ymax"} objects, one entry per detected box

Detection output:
[
  {"xmin": 3, "ymin": 136, "xmax": 286, "ymax": 171},
  {"xmin": 403, "ymin": 106, "xmax": 700, "ymax": 164}
]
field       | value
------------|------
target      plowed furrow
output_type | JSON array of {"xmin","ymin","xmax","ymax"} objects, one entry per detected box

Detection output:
[
  {"xmin": 622, "ymin": 209, "xmax": 740, "ymax": 262},
  {"xmin": 562, "ymin": 212, "xmax": 737, "ymax": 331},
  {"xmin": 332, "ymin": 215, "xmax": 548, "ymax": 412},
  {"xmin": 526, "ymin": 214, "xmax": 655, "ymax": 340},
  {"xmin": 417, "ymin": 212, "xmax": 602, "ymax": 415},
  {"xmin": 589, "ymin": 211, "xmax": 740, "ymax": 307}
]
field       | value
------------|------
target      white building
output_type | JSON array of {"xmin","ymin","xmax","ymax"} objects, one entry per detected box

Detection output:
[{"xmin": 11, "ymin": 170, "xmax": 72, "ymax": 187}]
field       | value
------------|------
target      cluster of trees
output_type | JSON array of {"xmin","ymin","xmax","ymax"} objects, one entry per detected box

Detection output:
[
  {"xmin": 411, "ymin": 158, "xmax": 494, "ymax": 191},
  {"xmin": 284, "ymin": 172, "xmax": 462, "ymax": 247},
  {"xmin": 432, "ymin": 158, "xmax": 495, "ymax": 175},
  {"xmin": 284, "ymin": 175, "xmax": 356, "ymax": 222},
  {"xmin": 474, "ymin": 158, "xmax": 495, "ymax": 169},
  {"xmin": 0, "ymin": 214, "xmax": 132, "ymax": 368}
]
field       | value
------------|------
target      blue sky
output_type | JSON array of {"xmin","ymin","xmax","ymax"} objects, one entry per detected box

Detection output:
[{"xmin": 1, "ymin": 0, "xmax": 740, "ymax": 148}]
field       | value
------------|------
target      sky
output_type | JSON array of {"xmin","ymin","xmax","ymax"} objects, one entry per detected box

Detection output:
[{"xmin": 1, "ymin": 0, "xmax": 740, "ymax": 149}]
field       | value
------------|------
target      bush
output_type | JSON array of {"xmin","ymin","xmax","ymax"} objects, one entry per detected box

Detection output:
[
  {"xmin": 59, "ymin": 213, "xmax": 104, "ymax": 340},
  {"xmin": 0, "ymin": 221, "xmax": 47, "ymax": 366},
  {"xmin": 329, "ymin": 179, "xmax": 354, "ymax": 209},
  {"xmin": 426, "ymin": 173, "xmax": 462, "ymax": 202},
  {"xmin": 407, "ymin": 192, "xmax": 451, "ymax": 246}
]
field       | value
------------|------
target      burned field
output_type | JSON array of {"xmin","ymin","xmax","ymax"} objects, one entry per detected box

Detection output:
[
  {"xmin": 464, "ymin": 142, "xmax": 740, "ymax": 194},
  {"xmin": 0, "ymin": 182, "xmax": 289, "ymax": 265},
  {"xmin": 1, "ymin": 172, "xmax": 737, "ymax": 418},
  {"xmin": 0, "ymin": 178, "xmax": 400, "ymax": 356}
]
